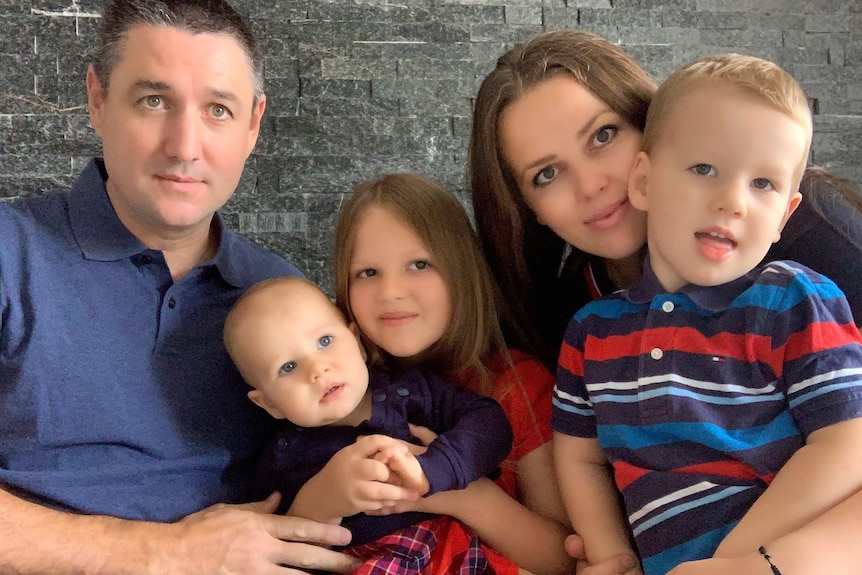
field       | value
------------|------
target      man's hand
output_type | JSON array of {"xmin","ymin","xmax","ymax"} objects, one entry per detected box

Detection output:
[
  {"xmin": 289, "ymin": 434, "xmax": 421, "ymax": 522},
  {"xmin": 156, "ymin": 493, "xmax": 362, "ymax": 574}
]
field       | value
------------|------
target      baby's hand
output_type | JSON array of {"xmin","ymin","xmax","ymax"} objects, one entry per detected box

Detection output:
[
  {"xmin": 291, "ymin": 434, "xmax": 421, "ymax": 521},
  {"xmin": 373, "ymin": 445, "xmax": 430, "ymax": 495}
]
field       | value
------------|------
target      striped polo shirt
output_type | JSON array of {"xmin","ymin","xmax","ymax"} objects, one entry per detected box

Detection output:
[{"xmin": 552, "ymin": 259, "xmax": 862, "ymax": 575}]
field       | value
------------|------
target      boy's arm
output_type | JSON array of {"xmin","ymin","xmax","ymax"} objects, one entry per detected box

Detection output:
[
  {"xmin": 714, "ymin": 417, "xmax": 862, "ymax": 557},
  {"xmin": 289, "ymin": 434, "xmax": 421, "ymax": 522},
  {"xmin": 669, "ymin": 484, "xmax": 862, "ymax": 575},
  {"xmin": 554, "ymin": 432, "xmax": 642, "ymax": 573}
]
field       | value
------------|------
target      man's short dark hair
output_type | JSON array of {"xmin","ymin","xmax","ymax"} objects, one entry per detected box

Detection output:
[{"xmin": 94, "ymin": 0, "xmax": 263, "ymax": 103}]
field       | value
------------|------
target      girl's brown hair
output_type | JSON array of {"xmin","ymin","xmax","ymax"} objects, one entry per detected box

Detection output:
[
  {"xmin": 333, "ymin": 173, "xmax": 514, "ymax": 391},
  {"xmin": 468, "ymin": 29, "xmax": 657, "ymax": 364}
]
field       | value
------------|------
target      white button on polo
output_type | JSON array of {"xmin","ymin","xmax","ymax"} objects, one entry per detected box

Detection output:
[
  {"xmin": 650, "ymin": 348, "xmax": 663, "ymax": 360},
  {"xmin": 662, "ymin": 301, "xmax": 674, "ymax": 313}
]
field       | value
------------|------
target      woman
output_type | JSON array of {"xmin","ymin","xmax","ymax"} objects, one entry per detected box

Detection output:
[
  {"xmin": 469, "ymin": 29, "xmax": 862, "ymax": 369},
  {"xmin": 468, "ymin": 29, "xmax": 862, "ymax": 575}
]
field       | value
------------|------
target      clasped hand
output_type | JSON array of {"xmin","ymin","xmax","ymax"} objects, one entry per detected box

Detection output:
[{"xmin": 290, "ymin": 433, "xmax": 430, "ymax": 523}]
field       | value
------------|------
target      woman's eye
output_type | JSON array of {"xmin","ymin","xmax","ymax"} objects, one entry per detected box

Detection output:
[
  {"xmin": 533, "ymin": 166, "xmax": 558, "ymax": 186},
  {"xmin": 318, "ymin": 335, "xmax": 333, "ymax": 348},
  {"xmin": 691, "ymin": 163, "xmax": 716, "ymax": 177},
  {"xmin": 356, "ymin": 268, "xmax": 376, "ymax": 279},
  {"xmin": 409, "ymin": 260, "xmax": 431, "ymax": 271},
  {"xmin": 592, "ymin": 125, "xmax": 618, "ymax": 147},
  {"xmin": 752, "ymin": 178, "xmax": 774, "ymax": 191},
  {"xmin": 279, "ymin": 361, "xmax": 296, "ymax": 374}
]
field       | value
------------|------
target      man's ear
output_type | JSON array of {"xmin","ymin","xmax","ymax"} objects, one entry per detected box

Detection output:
[
  {"xmin": 86, "ymin": 65, "xmax": 107, "ymax": 138},
  {"xmin": 247, "ymin": 389, "xmax": 286, "ymax": 420},
  {"xmin": 774, "ymin": 191, "xmax": 803, "ymax": 243},
  {"xmin": 628, "ymin": 151, "xmax": 652, "ymax": 212}
]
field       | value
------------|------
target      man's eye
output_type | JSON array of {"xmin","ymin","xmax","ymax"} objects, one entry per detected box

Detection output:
[
  {"xmin": 318, "ymin": 335, "xmax": 333, "ymax": 348},
  {"xmin": 533, "ymin": 166, "xmax": 558, "ymax": 186},
  {"xmin": 691, "ymin": 164, "xmax": 716, "ymax": 176},
  {"xmin": 752, "ymin": 178, "xmax": 774, "ymax": 191},
  {"xmin": 143, "ymin": 95, "xmax": 163, "ymax": 109},
  {"xmin": 210, "ymin": 104, "xmax": 231, "ymax": 119},
  {"xmin": 279, "ymin": 361, "xmax": 296, "ymax": 374}
]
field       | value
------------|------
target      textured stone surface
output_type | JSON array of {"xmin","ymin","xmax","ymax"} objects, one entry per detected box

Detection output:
[{"xmin": 1, "ymin": 0, "xmax": 859, "ymax": 292}]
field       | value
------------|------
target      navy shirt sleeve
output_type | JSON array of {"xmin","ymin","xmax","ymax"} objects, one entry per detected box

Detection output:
[{"xmin": 409, "ymin": 370, "xmax": 513, "ymax": 494}]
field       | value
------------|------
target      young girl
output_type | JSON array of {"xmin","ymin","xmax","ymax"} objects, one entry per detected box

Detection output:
[{"xmin": 333, "ymin": 173, "xmax": 616, "ymax": 575}]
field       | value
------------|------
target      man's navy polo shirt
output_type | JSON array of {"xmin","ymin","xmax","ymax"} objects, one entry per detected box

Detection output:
[{"xmin": 0, "ymin": 159, "xmax": 303, "ymax": 521}]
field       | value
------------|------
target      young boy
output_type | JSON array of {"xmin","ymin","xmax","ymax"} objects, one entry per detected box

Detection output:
[
  {"xmin": 552, "ymin": 54, "xmax": 862, "ymax": 575},
  {"xmin": 223, "ymin": 276, "xmax": 518, "ymax": 574}
]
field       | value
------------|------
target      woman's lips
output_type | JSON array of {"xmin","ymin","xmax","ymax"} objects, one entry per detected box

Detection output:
[{"xmin": 584, "ymin": 199, "xmax": 628, "ymax": 231}]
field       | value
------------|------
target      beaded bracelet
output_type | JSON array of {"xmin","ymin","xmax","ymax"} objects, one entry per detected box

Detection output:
[{"xmin": 758, "ymin": 546, "xmax": 783, "ymax": 575}]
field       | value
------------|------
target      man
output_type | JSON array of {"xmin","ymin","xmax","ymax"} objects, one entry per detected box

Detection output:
[{"xmin": 0, "ymin": 1, "xmax": 377, "ymax": 572}]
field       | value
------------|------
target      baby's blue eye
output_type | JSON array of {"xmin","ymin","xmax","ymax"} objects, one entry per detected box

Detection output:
[
  {"xmin": 692, "ymin": 164, "xmax": 716, "ymax": 176},
  {"xmin": 318, "ymin": 335, "xmax": 333, "ymax": 348},
  {"xmin": 279, "ymin": 361, "xmax": 296, "ymax": 375}
]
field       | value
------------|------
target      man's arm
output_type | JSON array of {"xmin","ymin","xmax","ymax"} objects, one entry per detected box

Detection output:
[
  {"xmin": 0, "ymin": 487, "xmax": 359, "ymax": 575},
  {"xmin": 714, "ymin": 417, "xmax": 862, "ymax": 557},
  {"xmin": 554, "ymin": 432, "xmax": 642, "ymax": 574}
]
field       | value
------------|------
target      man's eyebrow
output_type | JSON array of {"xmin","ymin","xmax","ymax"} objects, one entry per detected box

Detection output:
[
  {"xmin": 131, "ymin": 81, "xmax": 240, "ymax": 103},
  {"xmin": 133, "ymin": 80, "xmax": 171, "ymax": 92}
]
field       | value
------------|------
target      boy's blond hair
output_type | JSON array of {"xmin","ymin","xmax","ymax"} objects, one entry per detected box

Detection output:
[{"xmin": 643, "ymin": 54, "xmax": 812, "ymax": 182}]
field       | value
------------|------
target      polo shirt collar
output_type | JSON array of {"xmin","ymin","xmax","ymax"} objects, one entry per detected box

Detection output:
[
  {"xmin": 70, "ymin": 158, "xmax": 246, "ymax": 288},
  {"xmin": 624, "ymin": 256, "xmax": 757, "ymax": 312},
  {"xmin": 70, "ymin": 159, "xmax": 147, "ymax": 262}
]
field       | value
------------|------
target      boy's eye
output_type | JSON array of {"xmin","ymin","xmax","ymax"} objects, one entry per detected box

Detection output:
[
  {"xmin": 752, "ymin": 178, "xmax": 774, "ymax": 191},
  {"xmin": 691, "ymin": 163, "xmax": 716, "ymax": 177},
  {"xmin": 279, "ymin": 361, "xmax": 296, "ymax": 375},
  {"xmin": 318, "ymin": 335, "xmax": 333, "ymax": 348},
  {"xmin": 592, "ymin": 125, "xmax": 618, "ymax": 146},
  {"xmin": 409, "ymin": 260, "xmax": 431, "ymax": 271},
  {"xmin": 533, "ymin": 166, "xmax": 558, "ymax": 186},
  {"xmin": 356, "ymin": 268, "xmax": 376, "ymax": 279}
]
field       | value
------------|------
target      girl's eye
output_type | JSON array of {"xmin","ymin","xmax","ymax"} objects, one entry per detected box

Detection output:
[
  {"xmin": 279, "ymin": 361, "xmax": 296, "ymax": 375},
  {"xmin": 533, "ymin": 166, "xmax": 558, "ymax": 186},
  {"xmin": 691, "ymin": 163, "xmax": 716, "ymax": 177},
  {"xmin": 752, "ymin": 178, "xmax": 774, "ymax": 191},
  {"xmin": 409, "ymin": 260, "xmax": 431, "ymax": 271},
  {"xmin": 356, "ymin": 268, "xmax": 376, "ymax": 279},
  {"xmin": 318, "ymin": 335, "xmax": 333, "ymax": 348},
  {"xmin": 210, "ymin": 103, "xmax": 231, "ymax": 119},
  {"xmin": 591, "ymin": 125, "xmax": 618, "ymax": 147}
]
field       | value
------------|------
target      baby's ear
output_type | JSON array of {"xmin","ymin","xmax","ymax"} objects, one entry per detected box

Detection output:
[
  {"xmin": 248, "ymin": 389, "xmax": 286, "ymax": 420},
  {"xmin": 628, "ymin": 151, "xmax": 652, "ymax": 212},
  {"xmin": 349, "ymin": 322, "xmax": 368, "ymax": 362}
]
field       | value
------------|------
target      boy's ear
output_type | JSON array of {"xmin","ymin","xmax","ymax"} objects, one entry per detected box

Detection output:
[
  {"xmin": 774, "ymin": 191, "xmax": 803, "ymax": 243},
  {"xmin": 628, "ymin": 151, "xmax": 652, "ymax": 212},
  {"xmin": 247, "ymin": 389, "xmax": 286, "ymax": 420}
]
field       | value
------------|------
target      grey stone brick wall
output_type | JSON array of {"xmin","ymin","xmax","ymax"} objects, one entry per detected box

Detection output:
[{"xmin": 1, "ymin": 1, "xmax": 859, "ymax": 291}]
